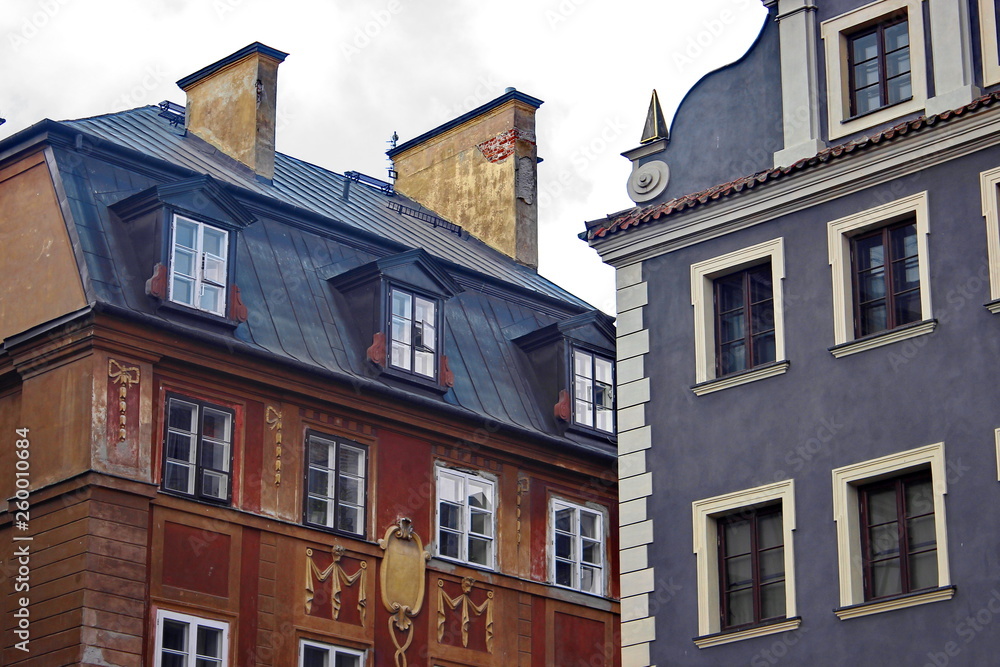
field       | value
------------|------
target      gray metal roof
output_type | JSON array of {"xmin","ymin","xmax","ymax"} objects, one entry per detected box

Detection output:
[{"xmin": 41, "ymin": 105, "xmax": 614, "ymax": 456}]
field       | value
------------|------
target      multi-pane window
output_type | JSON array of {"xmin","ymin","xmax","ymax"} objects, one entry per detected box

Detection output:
[
  {"xmin": 163, "ymin": 396, "xmax": 233, "ymax": 503},
  {"xmin": 304, "ymin": 433, "xmax": 367, "ymax": 536},
  {"xmin": 848, "ymin": 17, "xmax": 911, "ymax": 116},
  {"xmin": 299, "ymin": 639, "xmax": 364, "ymax": 667},
  {"xmin": 714, "ymin": 264, "xmax": 775, "ymax": 376},
  {"xmin": 389, "ymin": 287, "xmax": 438, "ymax": 379},
  {"xmin": 155, "ymin": 610, "xmax": 228, "ymax": 667},
  {"xmin": 552, "ymin": 499, "xmax": 605, "ymax": 596},
  {"xmin": 436, "ymin": 467, "xmax": 495, "ymax": 568},
  {"xmin": 851, "ymin": 219, "xmax": 921, "ymax": 337},
  {"xmin": 859, "ymin": 472, "xmax": 937, "ymax": 600},
  {"xmin": 572, "ymin": 349, "xmax": 614, "ymax": 433},
  {"xmin": 718, "ymin": 506, "xmax": 785, "ymax": 630},
  {"xmin": 169, "ymin": 215, "xmax": 228, "ymax": 316}
]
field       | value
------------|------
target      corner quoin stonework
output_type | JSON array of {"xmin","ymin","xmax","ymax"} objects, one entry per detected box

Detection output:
[{"xmin": 615, "ymin": 262, "xmax": 656, "ymax": 667}]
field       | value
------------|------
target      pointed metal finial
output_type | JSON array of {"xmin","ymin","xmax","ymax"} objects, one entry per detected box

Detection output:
[{"xmin": 640, "ymin": 90, "xmax": 667, "ymax": 144}]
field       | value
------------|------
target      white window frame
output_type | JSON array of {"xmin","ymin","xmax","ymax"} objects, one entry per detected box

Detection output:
[
  {"xmin": 304, "ymin": 432, "xmax": 367, "ymax": 536},
  {"xmin": 827, "ymin": 191, "xmax": 934, "ymax": 356},
  {"xmin": 169, "ymin": 214, "xmax": 229, "ymax": 317},
  {"xmin": 691, "ymin": 479, "xmax": 798, "ymax": 648},
  {"xmin": 979, "ymin": 166, "xmax": 1000, "ymax": 313},
  {"xmin": 690, "ymin": 238, "xmax": 788, "ymax": 395},
  {"xmin": 154, "ymin": 609, "xmax": 230, "ymax": 667},
  {"xmin": 571, "ymin": 347, "xmax": 615, "ymax": 433},
  {"xmin": 820, "ymin": 0, "xmax": 928, "ymax": 140},
  {"xmin": 434, "ymin": 466, "xmax": 496, "ymax": 570},
  {"xmin": 979, "ymin": 0, "xmax": 1000, "ymax": 87},
  {"xmin": 388, "ymin": 285, "xmax": 438, "ymax": 380},
  {"xmin": 298, "ymin": 638, "xmax": 366, "ymax": 666},
  {"xmin": 163, "ymin": 395, "xmax": 234, "ymax": 503},
  {"xmin": 549, "ymin": 497, "xmax": 607, "ymax": 596},
  {"xmin": 831, "ymin": 442, "xmax": 954, "ymax": 619}
]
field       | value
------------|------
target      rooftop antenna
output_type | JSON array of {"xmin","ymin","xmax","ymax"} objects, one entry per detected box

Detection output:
[{"xmin": 387, "ymin": 131, "xmax": 398, "ymax": 182}]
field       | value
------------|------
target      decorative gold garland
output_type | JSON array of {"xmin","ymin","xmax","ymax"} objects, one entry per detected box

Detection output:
[
  {"xmin": 305, "ymin": 545, "xmax": 367, "ymax": 626},
  {"xmin": 437, "ymin": 577, "xmax": 494, "ymax": 652},
  {"xmin": 108, "ymin": 359, "xmax": 140, "ymax": 441}
]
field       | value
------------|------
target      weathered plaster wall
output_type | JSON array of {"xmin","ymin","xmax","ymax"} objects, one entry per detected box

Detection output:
[{"xmin": 0, "ymin": 152, "xmax": 86, "ymax": 342}]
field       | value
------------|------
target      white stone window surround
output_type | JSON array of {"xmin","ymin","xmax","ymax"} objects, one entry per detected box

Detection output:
[
  {"xmin": 980, "ymin": 0, "xmax": 1000, "ymax": 88},
  {"xmin": 154, "ymin": 608, "xmax": 230, "ymax": 667},
  {"xmin": 434, "ymin": 464, "xmax": 497, "ymax": 570},
  {"xmin": 831, "ymin": 442, "xmax": 953, "ymax": 619},
  {"xmin": 979, "ymin": 166, "xmax": 1000, "ymax": 312},
  {"xmin": 820, "ymin": 0, "xmax": 929, "ymax": 141},
  {"xmin": 690, "ymin": 238, "xmax": 789, "ymax": 394},
  {"xmin": 691, "ymin": 479, "xmax": 799, "ymax": 648},
  {"xmin": 827, "ymin": 191, "xmax": 934, "ymax": 355}
]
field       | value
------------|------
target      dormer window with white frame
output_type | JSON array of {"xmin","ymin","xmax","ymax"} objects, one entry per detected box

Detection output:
[
  {"xmin": 389, "ymin": 286, "xmax": 438, "ymax": 380},
  {"xmin": 169, "ymin": 215, "xmax": 229, "ymax": 317},
  {"xmin": 572, "ymin": 348, "xmax": 615, "ymax": 434}
]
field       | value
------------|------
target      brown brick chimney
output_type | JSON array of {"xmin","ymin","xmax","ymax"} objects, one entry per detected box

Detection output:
[
  {"xmin": 388, "ymin": 89, "xmax": 542, "ymax": 269},
  {"xmin": 177, "ymin": 42, "xmax": 287, "ymax": 181}
]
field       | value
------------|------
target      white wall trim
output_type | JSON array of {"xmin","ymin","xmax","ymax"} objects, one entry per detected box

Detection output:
[
  {"xmin": 925, "ymin": 0, "xmax": 978, "ymax": 115},
  {"xmin": 831, "ymin": 442, "xmax": 950, "ymax": 609},
  {"xmin": 691, "ymin": 479, "xmax": 797, "ymax": 640},
  {"xmin": 690, "ymin": 238, "xmax": 786, "ymax": 385},
  {"xmin": 979, "ymin": 0, "xmax": 1000, "ymax": 88},
  {"xmin": 826, "ymin": 191, "xmax": 931, "ymax": 346},
  {"xmin": 980, "ymin": 165, "xmax": 1000, "ymax": 303},
  {"xmin": 820, "ymin": 0, "xmax": 928, "ymax": 141}
]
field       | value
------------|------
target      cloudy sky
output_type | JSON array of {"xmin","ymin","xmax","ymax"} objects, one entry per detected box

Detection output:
[{"xmin": 1, "ymin": 0, "xmax": 766, "ymax": 314}]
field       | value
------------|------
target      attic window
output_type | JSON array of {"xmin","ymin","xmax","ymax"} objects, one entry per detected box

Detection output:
[
  {"xmin": 389, "ymin": 286, "xmax": 438, "ymax": 380},
  {"xmin": 170, "ymin": 215, "xmax": 229, "ymax": 317},
  {"xmin": 572, "ymin": 348, "xmax": 615, "ymax": 433}
]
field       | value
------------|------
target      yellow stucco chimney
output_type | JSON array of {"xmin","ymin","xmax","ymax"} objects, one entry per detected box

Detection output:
[
  {"xmin": 388, "ymin": 89, "xmax": 542, "ymax": 269},
  {"xmin": 177, "ymin": 42, "xmax": 288, "ymax": 181}
]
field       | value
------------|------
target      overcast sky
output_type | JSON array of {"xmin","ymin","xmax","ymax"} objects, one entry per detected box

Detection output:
[{"xmin": 2, "ymin": 0, "xmax": 767, "ymax": 315}]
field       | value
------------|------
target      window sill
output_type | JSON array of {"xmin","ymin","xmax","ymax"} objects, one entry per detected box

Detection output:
[
  {"xmin": 430, "ymin": 555, "xmax": 496, "ymax": 574},
  {"xmin": 985, "ymin": 299, "xmax": 1000, "ymax": 314},
  {"xmin": 829, "ymin": 319, "xmax": 936, "ymax": 358},
  {"xmin": 843, "ymin": 96, "xmax": 914, "ymax": 124},
  {"xmin": 830, "ymin": 96, "xmax": 924, "ymax": 141},
  {"xmin": 694, "ymin": 617, "xmax": 801, "ymax": 649},
  {"xmin": 834, "ymin": 586, "xmax": 955, "ymax": 620},
  {"xmin": 692, "ymin": 361, "xmax": 790, "ymax": 396},
  {"xmin": 157, "ymin": 299, "xmax": 240, "ymax": 330}
]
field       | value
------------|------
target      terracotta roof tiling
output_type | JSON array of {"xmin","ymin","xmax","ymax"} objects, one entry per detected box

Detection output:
[{"xmin": 585, "ymin": 91, "xmax": 1000, "ymax": 242}]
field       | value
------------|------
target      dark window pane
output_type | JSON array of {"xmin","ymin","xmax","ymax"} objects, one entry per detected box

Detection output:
[
  {"xmin": 308, "ymin": 469, "xmax": 328, "ymax": 496},
  {"xmin": 872, "ymin": 559, "xmax": 903, "ymax": 598},
  {"xmin": 758, "ymin": 512, "xmax": 783, "ymax": 550},
  {"xmin": 759, "ymin": 548, "xmax": 784, "ymax": 582},
  {"xmin": 752, "ymin": 332, "xmax": 776, "ymax": 366},
  {"xmin": 337, "ymin": 504, "xmax": 361, "ymax": 534},
  {"xmin": 162, "ymin": 620, "xmax": 187, "ymax": 651},
  {"xmin": 859, "ymin": 302, "xmax": 888, "ymax": 336},
  {"xmin": 858, "ymin": 268, "xmax": 886, "ymax": 303},
  {"xmin": 723, "ymin": 519, "xmax": 751, "ymax": 556},
  {"xmin": 748, "ymin": 268, "xmax": 772, "ymax": 303},
  {"xmin": 168, "ymin": 402, "xmax": 196, "ymax": 431},
  {"xmin": 439, "ymin": 530, "xmax": 460, "ymax": 559},
  {"xmin": 909, "ymin": 550, "xmax": 938, "ymax": 591},
  {"xmin": 196, "ymin": 627, "xmax": 222, "ymax": 657},
  {"xmin": 166, "ymin": 432, "xmax": 193, "ymax": 462},
  {"xmin": 335, "ymin": 653, "xmax": 361, "ymax": 667},
  {"xmin": 161, "ymin": 655, "xmax": 185, "ymax": 667},
  {"xmin": 893, "ymin": 290, "xmax": 921, "ymax": 326},
  {"xmin": 439, "ymin": 503, "xmax": 461, "ymax": 530},
  {"xmin": 726, "ymin": 588, "xmax": 754, "ymax": 627},
  {"xmin": 468, "ymin": 537, "xmax": 490, "ymax": 565},
  {"xmin": 307, "ymin": 496, "xmax": 329, "ymax": 526},
  {"xmin": 303, "ymin": 646, "xmax": 328, "ymax": 667},
  {"xmin": 555, "ymin": 533, "xmax": 573, "ymax": 559},
  {"xmin": 867, "ymin": 488, "xmax": 897, "ymax": 524},
  {"xmin": 869, "ymin": 523, "xmax": 901, "ymax": 558},
  {"xmin": 854, "ymin": 59, "xmax": 880, "ymax": 89},
  {"xmin": 856, "ymin": 85, "xmax": 882, "ymax": 115},
  {"xmin": 907, "ymin": 516, "xmax": 936, "ymax": 550},
  {"xmin": 725, "ymin": 555, "xmax": 753, "ymax": 589},
  {"xmin": 750, "ymin": 301, "xmax": 774, "ymax": 335},
  {"xmin": 891, "ymin": 257, "xmax": 920, "ymax": 293},
  {"xmin": 555, "ymin": 560, "xmax": 572, "ymax": 587},
  {"xmin": 718, "ymin": 312, "xmax": 745, "ymax": 344},
  {"xmin": 886, "ymin": 49, "xmax": 910, "ymax": 78},
  {"xmin": 164, "ymin": 462, "xmax": 191, "ymax": 493},
  {"xmin": 905, "ymin": 479, "xmax": 934, "ymax": 517},
  {"xmin": 761, "ymin": 581, "xmax": 786, "ymax": 620},
  {"xmin": 852, "ymin": 31, "xmax": 878, "ymax": 61},
  {"xmin": 855, "ymin": 235, "xmax": 885, "ymax": 270},
  {"xmin": 719, "ymin": 342, "xmax": 746, "ymax": 375},
  {"xmin": 716, "ymin": 276, "xmax": 744, "ymax": 312},
  {"xmin": 884, "ymin": 20, "xmax": 909, "ymax": 50},
  {"xmin": 887, "ymin": 72, "xmax": 912, "ymax": 105}
]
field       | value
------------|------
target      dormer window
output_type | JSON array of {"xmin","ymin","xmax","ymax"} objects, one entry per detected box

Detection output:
[
  {"xmin": 572, "ymin": 348, "xmax": 614, "ymax": 433},
  {"xmin": 389, "ymin": 286, "xmax": 438, "ymax": 380},
  {"xmin": 170, "ymin": 215, "xmax": 229, "ymax": 316}
]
